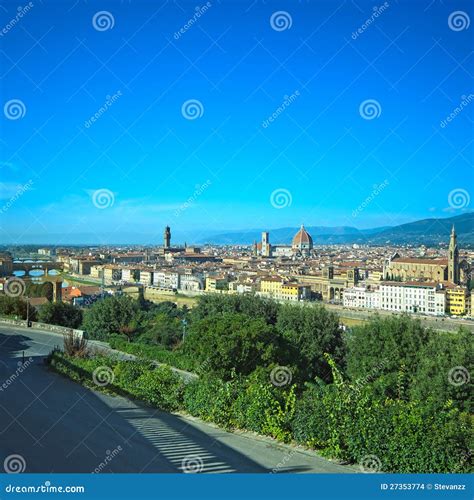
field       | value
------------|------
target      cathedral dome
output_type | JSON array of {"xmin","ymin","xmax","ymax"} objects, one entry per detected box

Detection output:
[{"xmin": 292, "ymin": 225, "xmax": 313, "ymax": 249}]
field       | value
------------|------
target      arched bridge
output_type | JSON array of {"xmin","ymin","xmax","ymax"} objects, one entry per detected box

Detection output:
[{"xmin": 12, "ymin": 261, "xmax": 64, "ymax": 276}]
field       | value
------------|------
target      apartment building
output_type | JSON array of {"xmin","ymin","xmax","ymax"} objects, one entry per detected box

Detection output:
[
  {"xmin": 153, "ymin": 270, "xmax": 180, "ymax": 290},
  {"xmin": 446, "ymin": 286, "xmax": 471, "ymax": 316},
  {"xmin": 343, "ymin": 285, "xmax": 381, "ymax": 309},
  {"xmin": 379, "ymin": 282, "xmax": 445, "ymax": 315}
]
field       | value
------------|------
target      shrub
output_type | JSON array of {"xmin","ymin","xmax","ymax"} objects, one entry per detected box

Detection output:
[
  {"xmin": 108, "ymin": 337, "xmax": 197, "ymax": 372},
  {"xmin": 291, "ymin": 383, "xmax": 332, "ymax": 449},
  {"xmin": 132, "ymin": 366, "xmax": 185, "ymax": 412},
  {"xmin": 82, "ymin": 295, "xmax": 140, "ymax": 340},
  {"xmin": 184, "ymin": 312, "xmax": 280, "ymax": 379},
  {"xmin": 232, "ymin": 368, "xmax": 296, "ymax": 442},
  {"xmin": 39, "ymin": 302, "xmax": 83, "ymax": 329},
  {"xmin": 183, "ymin": 376, "xmax": 238, "ymax": 428},
  {"xmin": 113, "ymin": 360, "xmax": 152, "ymax": 387},
  {"xmin": 63, "ymin": 331, "xmax": 88, "ymax": 358}
]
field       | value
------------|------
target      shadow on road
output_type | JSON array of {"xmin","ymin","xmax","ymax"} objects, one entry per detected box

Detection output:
[{"xmin": 0, "ymin": 330, "xmax": 275, "ymax": 473}]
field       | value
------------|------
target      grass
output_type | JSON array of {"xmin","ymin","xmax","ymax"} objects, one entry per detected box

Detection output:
[
  {"xmin": 339, "ymin": 316, "xmax": 367, "ymax": 327},
  {"xmin": 108, "ymin": 336, "xmax": 198, "ymax": 373},
  {"xmin": 61, "ymin": 273, "xmax": 102, "ymax": 286}
]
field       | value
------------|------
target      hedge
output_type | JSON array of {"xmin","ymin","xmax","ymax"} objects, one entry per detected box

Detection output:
[
  {"xmin": 47, "ymin": 351, "xmax": 473, "ymax": 473},
  {"xmin": 108, "ymin": 337, "xmax": 198, "ymax": 373}
]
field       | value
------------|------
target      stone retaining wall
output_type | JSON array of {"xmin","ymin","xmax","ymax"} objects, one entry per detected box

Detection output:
[{"xmin": 0, "ymin": 317, "xmax": 84, "ymax": 338}]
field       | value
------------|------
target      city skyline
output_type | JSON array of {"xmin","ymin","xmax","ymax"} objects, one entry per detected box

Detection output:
[{"xmin": 1, "ymin": 0, "xmax": 472, "ymax": 245}]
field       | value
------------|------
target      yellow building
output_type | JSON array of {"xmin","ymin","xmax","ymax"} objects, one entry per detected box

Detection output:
[
  {"xmin": 260, "ymin": 277, "xmax": 310, "ymax": 302},
  {"xmin": 205, "ymin": 276, "xmax": 228, "ymax": 292},
  {"xmin": 260, "ymin": 277, "xmax": 283, "ymax": 295},
  {"xmin": 446, "ymin": 287, "xmax": 470, "ymax": 316}
]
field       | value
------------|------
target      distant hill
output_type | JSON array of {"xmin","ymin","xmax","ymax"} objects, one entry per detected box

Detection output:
[
  {"xmin": 198, "ymin": 213, "xmax": 474, "ymax": 246},
  {"xmin": 369, "ymin": 213, "xmax": 474, "ymax": 245}
]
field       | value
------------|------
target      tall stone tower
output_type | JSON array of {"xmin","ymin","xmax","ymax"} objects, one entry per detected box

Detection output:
[
  {"xmin": 164, "ymin": 226, "xmax": 171, "ymax": 249},
  {"xmin": 261, "ymin": 231, "xmax": 271, "ymax": 257},
  {"xmin": 448, "ymin": 225, "xmax": 459, "ymax": 284}
]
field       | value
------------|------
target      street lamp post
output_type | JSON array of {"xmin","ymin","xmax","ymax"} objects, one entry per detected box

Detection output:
[
  {"xmin": 26, "ymin": 295, "xmax": 31, "ymax": 327},
  {"xmin": 181, "ymin": 319, "xmax": 188, "ymax": 343}
]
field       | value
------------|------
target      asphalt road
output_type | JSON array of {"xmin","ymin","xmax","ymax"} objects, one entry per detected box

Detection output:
[{"xmin": 0, "ymin": 324, "xmax": 355, "ymax": 474}]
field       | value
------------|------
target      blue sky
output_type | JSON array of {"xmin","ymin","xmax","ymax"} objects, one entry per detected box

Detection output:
[{"xmin": 0, "ymin": 0, "xmax": 472, "ymax": 244}]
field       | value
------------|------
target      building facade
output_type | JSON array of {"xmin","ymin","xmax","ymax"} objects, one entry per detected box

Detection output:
[{"xmin": 379, "ymin": 282, "xmax": 445, "ymax": 315}]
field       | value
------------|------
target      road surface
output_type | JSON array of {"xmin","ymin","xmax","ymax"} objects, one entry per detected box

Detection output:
[{"xmin": 0, "ymin": 324, "xmax": 356, "ymax": 474}]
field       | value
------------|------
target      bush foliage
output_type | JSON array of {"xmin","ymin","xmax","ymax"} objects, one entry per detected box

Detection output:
[
  {"xmin": 44, "ymin": 293, "xmax": 473, "ymax": 473},
  {"xmin": 48, "ymin": 349, "xmax": 472, "ymax": 473}
]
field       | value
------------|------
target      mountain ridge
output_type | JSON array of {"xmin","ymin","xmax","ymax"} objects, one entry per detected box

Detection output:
[{"xmin": 197, "ymin": 213, "xmax": 474, "ymax": 245}]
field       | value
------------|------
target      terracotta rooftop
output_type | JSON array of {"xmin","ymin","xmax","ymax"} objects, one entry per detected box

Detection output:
[
  {"xmin": 392, "ymin": 258, "xmax": 448, "ymax": 265},
  {"xmin": 292, "ymin": 225, "xmax": 313, "ymax": 247}
]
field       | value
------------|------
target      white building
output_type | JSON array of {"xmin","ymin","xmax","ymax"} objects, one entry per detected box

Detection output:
[
  {"xmin": 379, "ymin": 282, "xmax": 445, "ymax": 315},
  {"xmin": 121, "ymin": 268, "xmax": 138, "ymax": 282},
  {"xmin": 179, "ymin": 271, "xmax": 203, "ymax": 291},
  {"xmin": 343, "ymin": 282, "xmax": 446, "ymax": 316},
  {"xmin": 153, "ymin": 270, "xmax": 180, "ymax": 290},
  {"xmin": 343, "ymin": 285, "xmax": 381, "ymax": 310},
  {"xmin": 139, "ymin": 269, "xmax": 154, "ymax": 285}
]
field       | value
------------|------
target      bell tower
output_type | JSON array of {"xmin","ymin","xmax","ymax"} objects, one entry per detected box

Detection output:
[
  {"xmin": 164, "ymin": 226, "xmax": 171, "ymax": 249},
  {"xmin": 261, "ymin": 231, "xmax": 271, "ymax": 257},
  {"xmin": 448, "ymin": 225, "xmax": 459, "ymax": 284}
]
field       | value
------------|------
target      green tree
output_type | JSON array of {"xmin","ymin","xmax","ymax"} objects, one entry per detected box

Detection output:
[
  {"xmin": 140, "ymin": 313, "xmax": 182, "ymax": 348},
  {"xmin": 192, "ymin": 294, "xmax": 280, "ymax": 325},
  {"xmin": 38, "ymin": 301, "xmax": 83, "ymax": 329},
  {"xmin": 82, "ymin": 295, "xmax": 140, "ymax": 340},
  {"xmin": 0, "ymin": 296, "xmax": 37, "ymax": 321},
  {"xmin": 410, "ymin": 328, "xmax": 473, "ymax": 412},
  {"xmin": 276, "ymin": 304, "xmax": 344, "ymax": 383},
  {"xmin": 345, "ymin": 314, "xmax": 434, "ymax": 399},
  {"xmin": 184, "ymin": 312, "xmax": 280, "ymax": 379}
]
